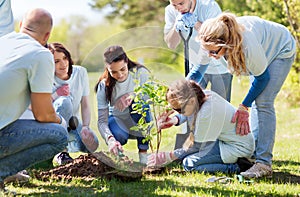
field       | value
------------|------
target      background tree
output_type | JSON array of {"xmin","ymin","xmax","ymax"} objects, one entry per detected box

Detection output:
[{"xmin": 90, "ymin": 0, "xmax": 169, "ymax": 28}]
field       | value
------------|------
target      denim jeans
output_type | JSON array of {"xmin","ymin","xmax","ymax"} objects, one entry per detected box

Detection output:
[
  {"xmin": 199, "ymin": 73, "xmax": 233, "ymax": 102},
  {"xmin": 178, "ymin": 141, "xmax": 239, "ymax": 173},
  {"xmin": 53, "ymin": 96, "xmax": 98, "ymax": 153},
  {"xmin": 0, "ymin": 119, "xmax": 68, "ymax": 181},
  {"xmin": 250, "ymin": 56, "xmax": 295, "ymax": 165},
  {"xmin": 108, "ymin": 104, "xmax": 152, "ymax": 151}
]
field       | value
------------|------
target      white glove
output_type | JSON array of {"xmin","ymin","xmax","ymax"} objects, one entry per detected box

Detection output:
[{"xmin": 107, "ymin": 137, "xmax": 123, "ymax": 156}]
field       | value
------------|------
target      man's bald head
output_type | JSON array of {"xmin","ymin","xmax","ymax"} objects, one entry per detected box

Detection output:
[{"xmin": 20, "ymin": 8, "xmax": 53, "ymax": 46}]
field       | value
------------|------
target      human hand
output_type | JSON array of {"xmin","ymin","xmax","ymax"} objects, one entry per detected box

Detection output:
[
  {"xmin": 157, "ymin": 110, "xmax": 177, "ymax": 131},
  {"xmin": 114, "ymin": 93, "xmax": 134, "ymax": 112},
  {"xmin": 56, "ymin": 84, "xmax": 70, "ymax": 96},
  {"xmin": 181, "ymin": 12, "xmax": 198, "ymax": 28},
  {"xmin": 107, "ymin": 137, "xmax": 123, "ymax": 156},
  {"xmin": 81, "ymin": 126, "xmax": 99, "ymax": 152},
  {"xmin": 175, "ymin": 12, "xmax": 197, "ymax": 32},
  {"xmin": 147, "ymin": 152, "xmax": 174, "ymax": 167},
  {"xmin": 231, "ymin": 104, "xmax": 250, "ymax": 136}
]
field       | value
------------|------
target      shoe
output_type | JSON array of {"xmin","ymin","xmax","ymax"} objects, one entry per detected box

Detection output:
[
  {"xmin": 4, "ymin": 171, "xmax": 30, "ymax": 184},
  {"xmin": 68, "ymin": 116, "xmax": 79, "ymax": 131},
  {"xmin": 139, "ymin": 152, "xmax": 148, "ymax": 165},
  {"xmin": 240, "ymin": 163, "xmax": 273, "ymax": 178},
  {"xmin": 54, "ymin": 152, "xmax": 73, "ymax": 165},
  {"xmin": 237, "ymin": 157, "xmax": 254, "ymax": 172}
]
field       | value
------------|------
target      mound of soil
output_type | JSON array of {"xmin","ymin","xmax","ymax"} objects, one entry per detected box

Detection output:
[{"xmin": 34, "ymin": 151, "xmax": 145, "ymax": 182}]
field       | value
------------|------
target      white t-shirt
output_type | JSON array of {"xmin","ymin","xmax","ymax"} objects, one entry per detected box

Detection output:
[
  {"xmin": 97, "ymin": 67, "xmax": 150, "ymax": 117},
  {"xmin": 164, "ymin": 0, "xmax": 229, "ymax": 74},
  {"xmin": 0, "ymin": 0, "xmax": 14, "ymax": 37},
  {"xmin": 237, "ymin": 16, "xmax": 296, "ymax": 76},
  {"xmin": 183, "ymin": 91, "xmax": 255, "ymax": 163},
  {"xmin": 0, "ymin": 32, "xmax": 54, "ymax": 129},
  {"xmin": 53, "ymin": 65, "xmax": 89, "ymax": 117},
  {"xmin": 199, "ymin": 16, "xmax": 296, "ymax": 76},
  {"xmin": 97, "ymin": 67, "xmax": 150, "ymax": 139}
]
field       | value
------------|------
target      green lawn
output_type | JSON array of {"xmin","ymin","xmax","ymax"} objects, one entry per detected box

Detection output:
[{"xmin": 3, "ymin": 71, "xmax": 300, "ymax": 196}]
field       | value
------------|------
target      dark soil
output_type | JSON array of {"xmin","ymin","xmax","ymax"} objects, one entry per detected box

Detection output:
[{"xmin": 34, "ymin": 151, "xmax": 145, "ymax": 182}]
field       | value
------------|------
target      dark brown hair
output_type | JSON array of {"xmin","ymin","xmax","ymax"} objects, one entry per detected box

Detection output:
[
  {"xmin": 48, "ymin": 42, "xmax": 73, "ymax": 77},
  {"xmin": 94, "ymin": 45, "xmax": 145, "ymax": 103}
]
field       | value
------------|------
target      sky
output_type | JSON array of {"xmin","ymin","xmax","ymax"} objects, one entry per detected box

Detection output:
[{"xmin": 11, "ymin": 0, "xmax": 108, "ymax": 24}]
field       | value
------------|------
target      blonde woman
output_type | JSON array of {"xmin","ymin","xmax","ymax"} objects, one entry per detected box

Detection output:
[
  {"xmin": 147, "ymin": 79, "xmax": 254, "ymax": 174},
  {"xmin": 188, "ymin": 13, "xmax": 296, "ymax": 178}
]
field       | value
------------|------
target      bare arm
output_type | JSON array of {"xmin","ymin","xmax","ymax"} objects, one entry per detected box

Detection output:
[
  {"xmin": 164, "ymin": 19, "xmax": 202, "ymax": 50},
  {"xmin": 30, "ymin": 92, "xmax": 61, "ymax": 123},
  {"xmin": 164, "ymin": 26, "xmax": 181, "ymax": 49},
  {"xmin": 80, "ymin": 95, "xmax": 91, "ymax": 127}
]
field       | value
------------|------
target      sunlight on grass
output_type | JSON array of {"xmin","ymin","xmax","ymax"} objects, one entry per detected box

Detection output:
[{"xmin": 6, "ymin": 71, "xmax": 300, "ymax": 196}]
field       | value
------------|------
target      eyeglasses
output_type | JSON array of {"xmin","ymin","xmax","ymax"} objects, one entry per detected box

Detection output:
[
  {"xmin": 208, "ymin": 47, "xmax": 222, "ymax": 55},
  {"xmin": 172, "ymin": 101, "xmax": 189, "ymax": 114}
]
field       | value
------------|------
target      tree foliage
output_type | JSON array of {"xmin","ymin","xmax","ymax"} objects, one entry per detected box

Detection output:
[{"xmin": 91, "ymin": 0, "xmax": 169, "ymax": 28}]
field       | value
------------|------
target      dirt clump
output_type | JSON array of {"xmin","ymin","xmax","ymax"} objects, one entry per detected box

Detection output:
[{"xmin": 34, "ymin": 151, "xmax": 144, "ymax": 182}]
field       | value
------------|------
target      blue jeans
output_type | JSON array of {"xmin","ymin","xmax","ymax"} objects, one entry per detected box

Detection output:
[
  {"xmin": 175, "ymin": 141, "xmax": 239, "ymax": 173},
  {"xmin": 250, "ymin": 56, "xmax": 295, "ymax": 165},
  {"xmin": 0, "ymin": 119, "xmax": 68, "ymax": 181},
  {"xmin": 108, "ymin": 104, "xmax": 152, "ymax": 151},
  {"xmin": 53, "ymin": 96, "xmax": 98, "ymax": 153},
  {"xmin": 199, "ymin": 73, "xmax": 233, "ymax": 102}
]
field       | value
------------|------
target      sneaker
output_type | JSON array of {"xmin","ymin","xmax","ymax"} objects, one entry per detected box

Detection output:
[
  {"xmin": 139, "ymin": 152, "xmax": 148, "ymax": 165},
  {"xmin": 4, "ymin": 171, "xmax": 30, "ymax": 184},
  {"xmin": 237, "ymin": 157, "xmax": 254, "ymax": 172},
  {"xmin": 54, "ymin": 152, "xmax": 73, "ymax": 165},
  {"xmin": 240, "ymin": 163, "xmax": 273, "ymax": 178},
  {"xmin": 68, "ymin": 116, "xmax": 79, "ymax": 131}
]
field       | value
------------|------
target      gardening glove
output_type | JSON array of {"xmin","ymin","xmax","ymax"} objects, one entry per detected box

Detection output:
[
  {"xmin": 157, "ymin": 110, "xmax": 177, "ymax": 131},
  {"xmin": 147, "ymin": 152, "xmax": 174, "ymax": 167},
  {"xmin": 114, "ymin": 93, "xmax": 134, "ymax": 112},
  {"xmin": 175, "ymin": 14, "xmax": 188, "ymax": 32},
  {"xmin": 81, "ymin": 126, "xmax": 99, "ymax": 153},
  {"xmin": 56, "ymin": 84, "xmax": 70, "ymax": 96},
  {"xmin": 107, "ymin": 136, "xmax": 123, "ymax": 156},
  {"xmin": 181, "ymin": 12, "xmax": 198, "ymax": 28},
  {"xmin": 231, "ymin": 104, "xmax": 250, "ymax": 136}
]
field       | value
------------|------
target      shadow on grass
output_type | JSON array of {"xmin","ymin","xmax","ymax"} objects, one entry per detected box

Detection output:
[
  {"xmin": 272, "ymin": 159, "xmax": 300, "ymax": 184},
  {"xmin": 274, "ymin": 159, "xmax": 300, "ymax": 167},
  {"xmin": 17, "ymin": 178, "xmax": 292, "ymax": 197},
  {"xmin": 17, "ymin": 160, "xmax": 299, "ymax": 196}
]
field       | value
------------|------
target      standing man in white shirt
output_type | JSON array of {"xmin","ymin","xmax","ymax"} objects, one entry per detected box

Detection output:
[{"xmin": 164, "ymin": 0, "xmax": 232, "ymax": 101}]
